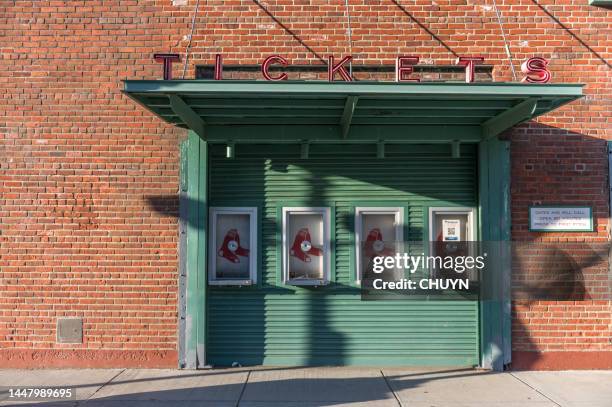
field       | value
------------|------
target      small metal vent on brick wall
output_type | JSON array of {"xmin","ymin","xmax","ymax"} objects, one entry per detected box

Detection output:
[{"xmin": 56, "ymin": 318, "xmax": 83, "ymax": 344}]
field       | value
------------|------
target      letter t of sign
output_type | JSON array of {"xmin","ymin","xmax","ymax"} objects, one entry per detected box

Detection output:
[
  {"xmin": 456, "ymin": 56, "xmax": 484, "ymax": 83},
  {"xmin": 153, "ymin": 53, "xmax": 180, "ymax": 80},
  {"xmin": 328, "ymin": 56, "xmax": 353, "ymax": 81}
]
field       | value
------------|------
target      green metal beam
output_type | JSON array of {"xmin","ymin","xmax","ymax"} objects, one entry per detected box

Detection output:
[
  {"xmin": 203, "ymin": 125, "xmax": 483, "ymax": 143},
  {"xmin": 356, "ymin": 99, "xmax": 515, "ymax": 110},
  {"xmin": 124, "ymin": 80, "xmax": 584, "ymax": 98},
  {"xmin": 172, "ymin": 116, "xmax": 486, "ymax": 126},
  {"xmin": 169, "ymin": 95, "xmax": 206, "ymax": 139},
  {"xmin": 158, "ymin": 107, "xmax": 504, "ymax": 119},
  {"xmin": 340, "ymin": 96, "xmax": 358, "ymax": 139},
  {"xmin": 481, "ymin": 98, "xmax": 538, "ymax": 139},
  {"xmin": 143, "ymin": 97, "xmax": 516, "ymax": 110},
  {"xmin": 352, "ymin": 117, "xmax": 484, "ymax": 126}
]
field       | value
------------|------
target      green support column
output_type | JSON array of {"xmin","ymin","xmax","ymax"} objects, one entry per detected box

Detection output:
[
  {"xmin": 185, "ymin": 130, "xmax": 208, "ymax": 369},
  {"xmin": 478, "ymin": 137, "xmax": 511, "ymax": 371}
]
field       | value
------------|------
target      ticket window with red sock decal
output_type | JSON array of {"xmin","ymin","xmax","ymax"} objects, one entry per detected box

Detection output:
[
  {"xmin": 282, "ymin": 207, "xmax": 331, "ymax": 286},
  {"xmin": 354, "ymin": 207, "xmax": 404, "ymax": 284},
  {"xmin": 209, "ymin": 207, "xmax": 258, "ymax": 285}
]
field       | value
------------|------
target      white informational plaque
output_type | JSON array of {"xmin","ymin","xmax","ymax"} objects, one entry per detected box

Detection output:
[{"xmin": 529, "ymin": 206, "xmax": 593, "ymax": 232}]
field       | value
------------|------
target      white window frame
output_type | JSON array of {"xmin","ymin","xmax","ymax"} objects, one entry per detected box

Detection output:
[
  {"xmin": 428, "ymin": 207, "xmax": 476, "ymax": 280},
  {"xmin": 282, "ymin": 207, "xmax": 331, "ymax": 286},
  {"xmin": 428, "ymin": 207, "xmax": 476, "ymax": 241},
  {"xmin": 354, "ymin": 206, "xmax": 404, "ymax": 284},
  {"xmin": 209, "ymin": 207, "xmax": 257, "ymax": 286}
]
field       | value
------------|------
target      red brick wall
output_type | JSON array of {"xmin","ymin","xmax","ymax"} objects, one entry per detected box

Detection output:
[
  {"xmin": 500, "ymin": 1, "xmax": 611, "ymax": 368},
  {"xmin": 0, "ymin": 0, "xmax": 190, "ymax": 368},
  {"xmin": 510, "ymin": 125, "xmax": 611, "ymax": 369},
  {"xmin": 1, "ymin": 0, "xmax": 610, "ymax": 368}
]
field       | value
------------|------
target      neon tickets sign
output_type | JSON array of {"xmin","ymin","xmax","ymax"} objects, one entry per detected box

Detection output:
[{"xmin": 153, "ymin": 53, "xmax": 552, "ymax": 83}]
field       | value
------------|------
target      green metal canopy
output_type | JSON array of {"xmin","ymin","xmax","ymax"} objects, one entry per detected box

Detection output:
[{"xmin": 122, "ymin": 80, "xmax": 583, "ymax": 142}]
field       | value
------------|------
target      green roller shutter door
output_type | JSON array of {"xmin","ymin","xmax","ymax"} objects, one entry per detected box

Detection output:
[{"xmin": 208, "ymin": 143, "xmax": 479, "ymax": 366}]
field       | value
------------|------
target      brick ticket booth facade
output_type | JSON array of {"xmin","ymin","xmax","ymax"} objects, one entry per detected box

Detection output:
[{"xmin": 1, "ymin": 1, "xmax": 611, "ymax": 370}]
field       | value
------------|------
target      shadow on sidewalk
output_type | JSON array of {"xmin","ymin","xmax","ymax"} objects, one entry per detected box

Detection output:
[{"xmin": 5, "ymin": 367, "xmax": 493, "ymax": 406}]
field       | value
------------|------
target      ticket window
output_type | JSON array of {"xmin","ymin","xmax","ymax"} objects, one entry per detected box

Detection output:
[
  {"xmin": 209, "ymin": 207, "xmax": 258, "ymax": 286},
  {"xmin": 428, "ymin": 207, "xmax": 476, "ymax": 280},
  {"xmin": 282, "ymin": 207, "xmax": 331, "ymax": 286},
  {"xmin": 431, "ymin": 211, "xmax": 473, "ymax": 243},
  {"xmin": 355, "ymin": 207, "xmax": 404, "ymax": 284}
]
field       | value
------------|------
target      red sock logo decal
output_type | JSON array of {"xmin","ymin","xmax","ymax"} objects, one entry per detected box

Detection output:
[
  {"xmin": 218, "ymin": 229, "xmax": 249, "ymax": 263},
  {"xmin": 363, "ymin": 228, "xmax": 395, "ymax": 258},
  {"xmin": 290, "ymin": 228, "xmax": 323, "ymax": 262}
]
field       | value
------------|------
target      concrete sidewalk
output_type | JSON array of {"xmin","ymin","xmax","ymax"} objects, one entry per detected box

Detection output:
[{"xmin": 0, "ymin": 367, "xmax": 610, "ymax": 407}]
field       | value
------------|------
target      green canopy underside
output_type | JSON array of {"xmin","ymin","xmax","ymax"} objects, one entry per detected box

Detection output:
[{"xmin": 122, "ymin": 80, "xmax": 583, "ymax": 143}]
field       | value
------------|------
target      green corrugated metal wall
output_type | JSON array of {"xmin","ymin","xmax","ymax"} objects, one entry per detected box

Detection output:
[{"xmin": 208, "ymin": 143, "xmax": 479, "ymax": 366}]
